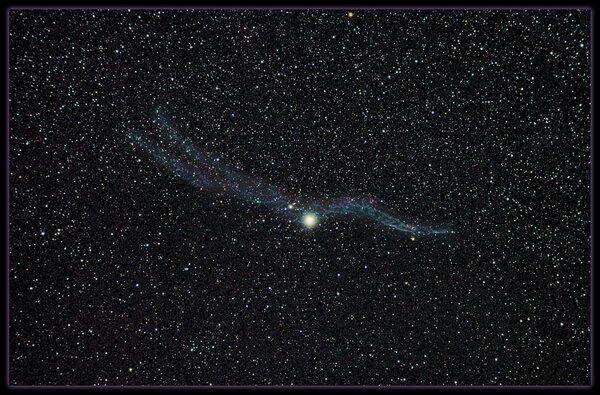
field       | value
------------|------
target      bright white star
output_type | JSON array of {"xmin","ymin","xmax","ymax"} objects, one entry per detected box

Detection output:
[{"xmin": 303, "ymin": 213, "xmax": 318, "ymax": 228}]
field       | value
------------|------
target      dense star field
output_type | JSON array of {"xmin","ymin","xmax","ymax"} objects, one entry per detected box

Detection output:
[{"xmin": 9, "ymin": 9, "xmax": 591, "ymax": 385}]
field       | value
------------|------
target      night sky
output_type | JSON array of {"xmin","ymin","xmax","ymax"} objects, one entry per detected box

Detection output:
[{"xmin": 9, "ymin": 9, "xmax": 591, "ymax": 385}]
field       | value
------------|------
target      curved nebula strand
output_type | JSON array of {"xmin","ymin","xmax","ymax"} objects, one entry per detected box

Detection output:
[{"xmin": 124, "ymin": 110, "xmax": 453, "ymax": 235}]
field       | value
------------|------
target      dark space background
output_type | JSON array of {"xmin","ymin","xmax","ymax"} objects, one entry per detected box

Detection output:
[{"xmin": 9, "ymin": 9, "xmax": 590, "ymax": 385}]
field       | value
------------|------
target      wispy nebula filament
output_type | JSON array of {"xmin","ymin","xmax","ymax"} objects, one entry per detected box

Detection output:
[{"xmin": 124, "ymin": 110, "xmax": 453, "ymax": 235}]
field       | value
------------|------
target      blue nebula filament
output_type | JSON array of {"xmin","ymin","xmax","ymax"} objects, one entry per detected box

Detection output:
[{"xmin": 124, "ymin": 110, "xmax": 453, "ymax": 236}]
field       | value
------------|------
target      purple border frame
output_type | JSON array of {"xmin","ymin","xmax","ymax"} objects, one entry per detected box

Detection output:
[{"xmin": 5, "ymin": 5, "xmax": 594, "ymax": 389}]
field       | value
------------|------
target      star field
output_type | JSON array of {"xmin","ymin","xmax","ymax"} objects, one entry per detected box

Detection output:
[{"xmin": 9, "ymin": 9, "xmax": 591, "ymax": 385}]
